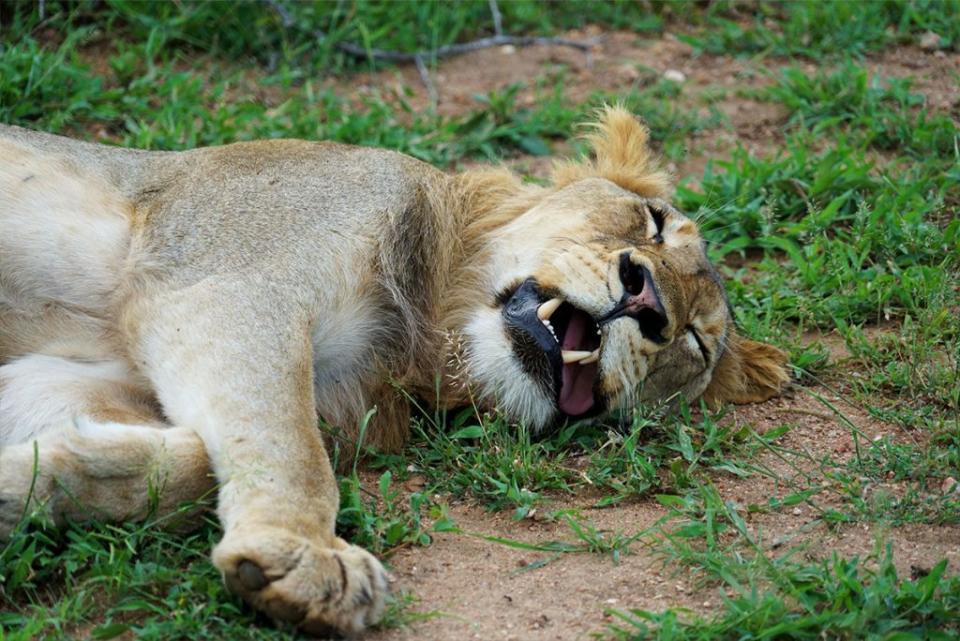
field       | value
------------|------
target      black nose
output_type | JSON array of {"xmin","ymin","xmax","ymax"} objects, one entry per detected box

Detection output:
[{"xmin": 599, "ymin": 253, "xmax": 668, "ymax": 343}]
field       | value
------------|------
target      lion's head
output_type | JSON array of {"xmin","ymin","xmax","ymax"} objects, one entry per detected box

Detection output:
[{"xmin": 455, "ymin": 106, "xmax": 789, "ymax": 429}]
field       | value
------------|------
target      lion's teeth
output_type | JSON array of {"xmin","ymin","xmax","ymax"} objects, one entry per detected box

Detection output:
[
  {"xmin": 541, "ymin": 319, "xmax": 558, "ymax": 341},
  {"xmin": 580, "ymin": 349, "xmax": 600, "ymax": 364},
  {"xmin": 562, "ymin": 350, "xmax": 593, "ymax": 364},
  {"xmin": 537, "ymin": 297, "xmax": 564, "ymax": 321}
]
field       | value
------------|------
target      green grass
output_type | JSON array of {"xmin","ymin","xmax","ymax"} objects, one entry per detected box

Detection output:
[
  {"xmin": 1, "ymin": 0, "xmax": 665, "ymax": 75},
  {"xmin": 677, "ymin": 59, "xmax": 958, "ymax": 422},
  {"xmin": 0, "ymin": 27, "xmax": 718, "ymax": 162},
  {"xmin": 2, "ymin": 1, "xmax": 959, "ymax": 639},
  {"xmin": 679, "ymin": 0, "xmax": 960, "ymax": 59},
  {"xmin": 609, "ymin": 547, "xmax": 960, "ymax": 640},
  {"xmin": 607, "ymin": 485, "xmax": 960, "ymax": 639},
  {"xmin": 757, "ymin": 62, "xmax": 959, "ymax": 156},
  {"xmin": 389, "ymin": 399, "xmax": 778, "ymax": 521}
]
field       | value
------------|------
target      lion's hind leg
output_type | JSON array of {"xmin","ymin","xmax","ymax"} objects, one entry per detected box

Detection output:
[{"xmin": 0, "ymin": 354, "xmax": 213, "ymax": 538}]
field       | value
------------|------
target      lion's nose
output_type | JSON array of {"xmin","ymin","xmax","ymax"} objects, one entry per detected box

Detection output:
[{"xmin": 599, "ymin": 259, "xmax": 668, "ymax": 343}]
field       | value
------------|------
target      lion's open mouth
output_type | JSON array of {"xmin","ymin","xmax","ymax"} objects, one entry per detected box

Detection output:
[{"xmin": 501, "ymin": 279, "xmax": 602, "ymax": 417}]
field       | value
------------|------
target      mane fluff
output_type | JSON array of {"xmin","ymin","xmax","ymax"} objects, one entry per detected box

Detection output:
[{"xmin": 551, "ymin": 104, "xmax": 672, "ymax": 199}]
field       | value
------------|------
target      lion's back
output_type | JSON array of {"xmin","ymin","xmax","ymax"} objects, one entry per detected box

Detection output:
[{"xmin": 126, "ymin": 139, "xmax": 444, "ymax": 284}]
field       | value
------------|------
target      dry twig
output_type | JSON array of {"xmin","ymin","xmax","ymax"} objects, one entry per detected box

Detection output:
[{"xmin": 261, "ymin": 0, "xmax": 598, "ymax": 104}]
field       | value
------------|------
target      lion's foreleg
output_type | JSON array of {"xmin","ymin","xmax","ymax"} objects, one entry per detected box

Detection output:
[{"xmin": 133, "ymin": 281, "xmax": 388, "ymax": 635}]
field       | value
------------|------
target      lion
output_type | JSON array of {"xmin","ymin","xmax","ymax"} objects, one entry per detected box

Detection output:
[{"xmin": 0, "ymin": 107, "xmax": 787, "ymax": 634}]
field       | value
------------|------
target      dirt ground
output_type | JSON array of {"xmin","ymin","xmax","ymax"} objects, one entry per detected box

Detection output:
[
  {"xmin": 370, "ymin": 395, "xmax": 960, "ymax": 641},
  {"xmin": 343, "ymin": 28, "xmax": 960, "ymax": 641}
]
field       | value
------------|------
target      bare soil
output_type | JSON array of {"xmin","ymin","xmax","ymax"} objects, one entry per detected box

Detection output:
[
  {"xmin": 370, "ymin": 390, "xmax": 960, "ymax": 641},
  {"xmin": 352, "ymin": 29, "xmax": 960, "ymax": 641}
]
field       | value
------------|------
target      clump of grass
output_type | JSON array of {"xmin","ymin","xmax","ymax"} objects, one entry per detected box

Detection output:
[
  {"xmin": 402, "ymin": 400, "xmax": 770, "ymax": 518},
  {"xmin": 680, "ymin": 0, "xmax": 960, "ymax": 59},
  {"xmin": 0, "ymin": 28, "xmax": 106, "ymax": 132},
  {"xmin": 609, "ymin": 484, "xmax": 960, "ymax": 639},
  {"xmin": 608, "ymin": 551, "xmax": 960, "ymax": 640},
  {"xmin": 337, "ymin": 471, "xmax": 434, "ymax": 554},
  {"xmin": 405, "ymin": 410, "xmax": 578, "ymax": 519},
  {"xmin": 0, "ymin": 514, "xmax": 284, "ymax": 641},
  {"xmin": 759, "ymin": 62, "xmax": 959, "ymax": 156}
]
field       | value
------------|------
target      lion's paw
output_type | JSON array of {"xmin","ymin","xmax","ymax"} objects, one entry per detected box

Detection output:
[{"xmin": 213, "ymin": 527, "xmax": 388, "ymax": 635}]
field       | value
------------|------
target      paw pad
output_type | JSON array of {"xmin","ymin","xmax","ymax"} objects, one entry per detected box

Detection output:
[{"xmin": 236, "ymin": 560, "xmax": 269, "ymax": 591}]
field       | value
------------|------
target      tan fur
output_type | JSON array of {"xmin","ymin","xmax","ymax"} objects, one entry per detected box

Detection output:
[
  {"xmin": 552, "ymin": 107, "xmax": 672, "ymax": 198},
  {"xmin": 702, "ymin": 333, "xmax": 791, "ymax": 406},
  {"xmin": 0, "ymin": 106, "xmax": 787, "ymax": 634}
]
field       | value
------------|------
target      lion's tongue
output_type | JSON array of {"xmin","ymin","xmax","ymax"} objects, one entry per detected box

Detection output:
[
  {"xmin": 560, "ymin": 362, "xmax": 597, "ymax": 415},
  {"xmin": 559, "ymin": 311, "xmax": 596, "ymax": 416}
]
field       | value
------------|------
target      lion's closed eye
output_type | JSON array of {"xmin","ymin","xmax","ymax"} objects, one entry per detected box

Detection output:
[
  {"xmin": 686, "ymin": 326, "xmax": 709, "ymax": 363},
  {"xmin": 648, "ymin": 205, "xmax": 665, "ymax": 242}
]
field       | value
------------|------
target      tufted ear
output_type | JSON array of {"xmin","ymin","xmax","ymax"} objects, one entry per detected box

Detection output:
[
  {"xmin": 702, "ymin": 332, "xmax": 790, "ymax": 406},
  {"xmin": 551, "ymin": 105, "xmax": 672, "ymax": 198}
]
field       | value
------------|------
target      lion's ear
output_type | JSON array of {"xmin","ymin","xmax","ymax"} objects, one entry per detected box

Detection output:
[
  {"xmin": 551, "ymin": 105, "xmax": 671, "ymax": 198},
  {"xmin": 702, "ymin": 332, "xmax": 790, "ymax": 406}
]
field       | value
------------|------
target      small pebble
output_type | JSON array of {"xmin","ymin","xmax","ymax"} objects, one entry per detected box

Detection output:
[
  {"xmin": 942, "ymin": 477, "xmax": 958, "ymax": 495},
  {"xmin": 919, "ymin": 31, "xmax": 943, "ymax": 50},
  {"xmin": 663, "ymin": 69, "xmax": 686, "ymax": 83},
  {"xmin": 618, "ymin": 64, "xmax": 640, "ymax": 81}
]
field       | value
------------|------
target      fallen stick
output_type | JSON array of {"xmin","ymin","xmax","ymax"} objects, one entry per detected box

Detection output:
[{"xmin": 261, "ymin": 0, "xmax": 599, "ymax": 103}]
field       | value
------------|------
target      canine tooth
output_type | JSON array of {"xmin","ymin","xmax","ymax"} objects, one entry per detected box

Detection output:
[
  {"xmin": 580, "ymin": 349, "xmax": 600, "ymax": 364},
  {"xmin": 562, "ymin": 350, "xmax": 593, "ymax": 364},
  {"xmin": 537, "ymin": 297, "xmax": 564, "ymax": 321}
]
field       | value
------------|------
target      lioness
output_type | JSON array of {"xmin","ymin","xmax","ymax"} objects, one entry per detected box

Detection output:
[{"xmin": 0, "ymin": 107, "xmax": 787, "ymax": 634}]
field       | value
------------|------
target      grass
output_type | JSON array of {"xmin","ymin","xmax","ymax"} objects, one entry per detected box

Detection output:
[
  {"xmin": 1, "ymin": 0, "xmax": 667, "ymax": 75},
  {"xmin": 0, "ymin": 24, "xmax": 718, "ymax": 163},
  {"xmin": 679, "ymin": 0, "xmax": 960, "ymax": 60},
  {"xmin": 610, "ymin": 546, "xmax": 960, "ymax": 640},
  {"xmin": 607, "ymin": 485, "xmax": 960, "ymax": 639},
  {"xmin": 757, "ymin": 62, "xmax": 960, "ymax": 156},
  {"xmin": 2, "ymin": 1, "xmax": 959, "ymax": 639}
]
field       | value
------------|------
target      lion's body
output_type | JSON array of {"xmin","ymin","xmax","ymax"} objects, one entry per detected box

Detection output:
[
  {"xmin": 0, "ymin": 110, "xmax": 787, "ymax": 634},
  {"xmin": 1, "ymin": 131, "xmax": 452, "ymax": 445}
]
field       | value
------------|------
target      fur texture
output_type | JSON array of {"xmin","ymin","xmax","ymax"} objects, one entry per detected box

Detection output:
[{"xmin": 0, "ymin": 107, "xmax": 787, "ymax": 634}]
